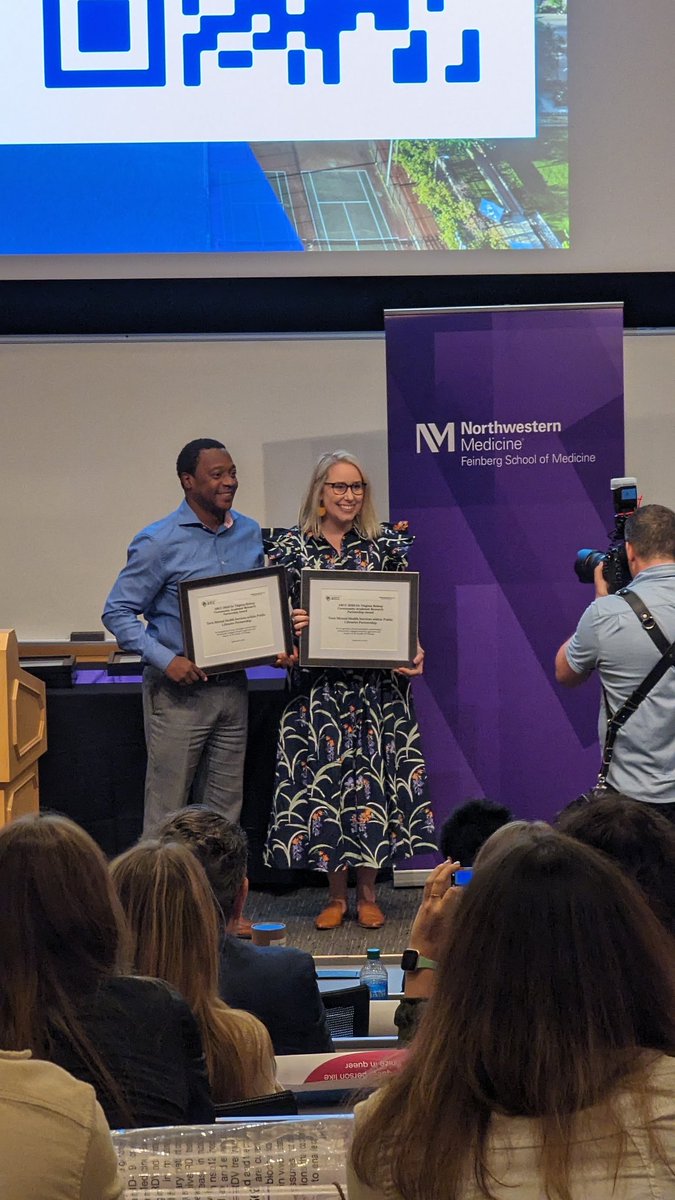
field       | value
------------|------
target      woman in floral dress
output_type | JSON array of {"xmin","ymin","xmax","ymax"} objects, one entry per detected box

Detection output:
[{"xmin": 265, "ymin": 450, "xmax": 434, "ymax": 931}]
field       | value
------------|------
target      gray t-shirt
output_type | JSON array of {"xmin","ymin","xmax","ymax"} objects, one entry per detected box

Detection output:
[{"xmin": 566, "ymin": 564, "xmax": 675, "ymax": 802}]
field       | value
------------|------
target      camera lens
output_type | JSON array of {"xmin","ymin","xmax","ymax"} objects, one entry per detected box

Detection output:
[{"xmin": 574, "ymin": 548, "xmax": 606, "ymax": 584}]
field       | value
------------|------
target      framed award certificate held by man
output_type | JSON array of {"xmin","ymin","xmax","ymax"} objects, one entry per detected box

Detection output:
[
  {"xmin": 299, "ymin": 569, "xmax": 419, "ymax": 669},
  {"xmin": 179, "ymin": 567, "xmax": 293, "ymax": 673}
]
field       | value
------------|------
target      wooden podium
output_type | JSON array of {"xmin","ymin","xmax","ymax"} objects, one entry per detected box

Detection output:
[{"xmin": 0, "ymin": 630, "xmax": 47, "ymax": 826}]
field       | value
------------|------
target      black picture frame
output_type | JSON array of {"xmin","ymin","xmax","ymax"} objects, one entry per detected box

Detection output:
[
  {"xmin": 299, "ymin": 569, "xmax": 419, "ymax": 669},
  {"xmin": 179, "ymin": 565, "xmax": 293, "ymax": 674}
]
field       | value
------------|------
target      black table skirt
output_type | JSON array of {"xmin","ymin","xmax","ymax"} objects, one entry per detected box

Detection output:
[{"xmin": 39, "ymin": 681, "xmax": 294, "ymax": 886}]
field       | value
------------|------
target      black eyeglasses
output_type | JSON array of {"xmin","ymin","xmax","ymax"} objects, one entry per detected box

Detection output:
[{"xmin": 324, "ymin": 482, "xmax": 366, "ymax": 496}]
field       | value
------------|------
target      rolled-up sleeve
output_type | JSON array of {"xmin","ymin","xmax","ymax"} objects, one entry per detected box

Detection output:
[
  {"xmin": 102, "ymin": 534, "xmax": 175, "ymax": 672},
  {"xmin": 565, "ymin": 604, "xmax": 600, "ymax": 676}
]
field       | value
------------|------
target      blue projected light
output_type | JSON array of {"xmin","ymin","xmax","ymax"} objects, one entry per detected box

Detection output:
[
  {"xmin": 43, "ymin": 0, "xmax": 166, "ymax": 88},
  {"xmin": 77, "ymin": 1, "xmax": 131, "ymax": 53},
  {"xmin": 0, "ymin": 0, "xmax": 560, "ymax": 254}
]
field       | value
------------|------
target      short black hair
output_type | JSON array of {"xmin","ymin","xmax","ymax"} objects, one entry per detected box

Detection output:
[
  {"xmin": 176, "ymin": 439, "xmax": 226, "ymax": 479},
  {"xmin": 439, "ymin": 798, "xmax": 513, "ymax": 865},
  {"xmin": 624, "ymin": 504, "xmax": 675, "ymax": 561},
  {"xmin": 557, "ymin": 793, "xmax": 675, "ymax": 936},
  {"xmin": 155, "ymin": 805, "xmax": 247, "ymax": 922}
]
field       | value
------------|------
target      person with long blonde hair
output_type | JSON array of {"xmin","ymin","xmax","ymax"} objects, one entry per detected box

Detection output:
[
  {"xmin": 110, "ymin": 840, "xmax": 276, "ymax": 1103},
  {"xmin": 349, "ymin": 823, "xmax": 675, "ymax": 1200},
  {"xmin": 265, "ymin": 449, "xmax": 434, "ymax": 929}
]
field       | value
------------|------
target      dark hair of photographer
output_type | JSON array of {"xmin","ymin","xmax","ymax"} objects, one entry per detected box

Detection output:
[
  {"xmin": 624, "ymin": 504, "xmax": 675, "ymax": 563},
  {"xmin": 438, "ymin": 798, "xmax": 513, "ymax": 865},
  {"xmin": 557, "ymin": 793, "xmax": 675, "ymax": 937},
  {"xmin": 350, "ymin": 824, "xmax": 675, "ymax": 1200}
]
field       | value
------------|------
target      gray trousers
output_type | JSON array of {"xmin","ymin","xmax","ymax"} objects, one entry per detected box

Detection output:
[{"xmin": 142, "ymin": 665, "xmax": 248, "ymax": 835}]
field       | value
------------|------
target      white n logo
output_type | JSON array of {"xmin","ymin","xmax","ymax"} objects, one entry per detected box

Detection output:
[{"xmin": 415, "ymin": 422, "xmax": 455, "ymax": 453}]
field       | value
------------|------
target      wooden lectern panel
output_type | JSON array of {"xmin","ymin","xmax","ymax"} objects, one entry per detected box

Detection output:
[
  {"xmin": 0, "ymin": 630, "xmax": 47, "ymax": 823},
  {"xmin": 0, "ymin": 762, "xmax": 40, "ymax": 828}
]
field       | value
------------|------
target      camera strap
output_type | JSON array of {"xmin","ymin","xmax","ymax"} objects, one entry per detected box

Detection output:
[{"xmin": 597, "ymin": 589, "xmax": 675, "ymax": 788}]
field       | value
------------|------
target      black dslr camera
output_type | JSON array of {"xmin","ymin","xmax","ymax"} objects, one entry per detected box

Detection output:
[{"xmin": 574, "ymin": 477, "xmax": 639, "ymax": 594}]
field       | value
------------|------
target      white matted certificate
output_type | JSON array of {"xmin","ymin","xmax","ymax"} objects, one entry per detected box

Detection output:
[
  {"xmin": 179, "ymin": 567, "xmax": 292, "ymax": 673},
  {"xmin": 299, "ymin": 569, "xmax": 419, "ymax": 669}
]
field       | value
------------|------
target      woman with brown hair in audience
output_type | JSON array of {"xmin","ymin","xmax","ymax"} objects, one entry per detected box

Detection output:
[
  {"xmin": 0, "ymin": 813, "xmax": 213, "ymax": 1129},
  {"xmin": 349, "ymin": 823, "xmax": 675, "ymax": 1200},
  {"xmin": 110, "ymin": 839, "xmax": 277, "ymax": 1104},
  {"xmin": 557, "ymin": 791, "xmax": 675, "ymax": 937}
]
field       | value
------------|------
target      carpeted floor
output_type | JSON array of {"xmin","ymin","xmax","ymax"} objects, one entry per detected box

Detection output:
[{"xmin": 244, "ymin": 879, "xmax": 423, "ymax": 956}]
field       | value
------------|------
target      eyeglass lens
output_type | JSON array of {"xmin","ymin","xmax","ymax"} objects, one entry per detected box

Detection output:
[{"xmin": 327, "ymin": 482, "xmax": 366, "ymax": 495}]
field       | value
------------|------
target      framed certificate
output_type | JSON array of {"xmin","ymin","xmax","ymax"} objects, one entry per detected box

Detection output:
[
  {"xmin": 299, "ymin": 569, "xmax": 419, "ymax": 669},
  {"xmin": 179, "ymin": 566, "xmax": 293, "ymax": 674}
]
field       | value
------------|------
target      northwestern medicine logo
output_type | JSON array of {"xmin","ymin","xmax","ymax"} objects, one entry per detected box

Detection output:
[
  {"xmin": 416, "ymin": 419, "xmax": 564, "ymax": 453},
  {"xmin": 7, "ymin": 1, "xmax": 536, "ymax": 145},
  {"xmin": 416, "ymin": 422, "xmax": 456, "ymax": 453}
]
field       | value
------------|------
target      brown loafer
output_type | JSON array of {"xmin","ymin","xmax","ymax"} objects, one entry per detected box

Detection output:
[
  {"xmin": 357, "ymin": 901, "xmax": 385, "ymax": 929},
  {"xmin": 315, "ymin": 900, "xmax": 347, "ymax": 930}
]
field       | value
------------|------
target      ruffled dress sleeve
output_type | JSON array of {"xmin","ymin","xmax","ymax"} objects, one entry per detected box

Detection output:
[
  {"xmin": 263, "ymin": 527, "xmax": 304, "ymax": 606},
  {"xmin": 378, "ymin": 520, "xmax": 415, "ymax": 572}
]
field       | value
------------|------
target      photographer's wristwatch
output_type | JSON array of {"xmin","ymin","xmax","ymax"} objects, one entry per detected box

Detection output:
[{"xmin": 400, "ymin": 949, "xmax": 437, "ymax": 972}]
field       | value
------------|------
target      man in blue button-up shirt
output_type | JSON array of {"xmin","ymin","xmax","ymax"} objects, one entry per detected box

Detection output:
[
  {"xmin": 555, "ymin": 504, "xmax": 675, "ymax": 815},
  {"xmin": 103, "ymin": 438, "xmax": 264, "ymax": 833}
]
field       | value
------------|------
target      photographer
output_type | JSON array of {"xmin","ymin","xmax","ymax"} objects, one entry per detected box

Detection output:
[{"xmin": 555, "ymin": 504, "xmax": 675, "ymax": 817}]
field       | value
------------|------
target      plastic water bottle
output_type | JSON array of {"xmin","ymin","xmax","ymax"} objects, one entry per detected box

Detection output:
[{"xmin": 359, "ymin": 947, "xmax": 389, "ymax": 999}]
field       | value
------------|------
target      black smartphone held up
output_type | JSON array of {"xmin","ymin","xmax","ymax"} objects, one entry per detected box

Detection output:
[{"xmin": 451, "ymin": 868, "xmax": 474, "ymax": 887}]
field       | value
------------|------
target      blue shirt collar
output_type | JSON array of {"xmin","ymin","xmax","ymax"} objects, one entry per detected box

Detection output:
[
  {"xmin": 632, "ymin": 563, "xmax": 675, "ymax": 585},
  {"xmin": 176, "ymin": 496, "xmax": 236, "ymax": 532}
]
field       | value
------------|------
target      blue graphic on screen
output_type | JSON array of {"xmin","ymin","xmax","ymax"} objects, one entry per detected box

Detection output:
[
  {"xmin": 0, "ymin": 0, "xmax": 549, "ymax": 254},
  {"xmin": 43, "ymin": 0, "xmax": 167, "ymax": 87},
  {"xmin": 78, "ymin": 1, "xmax": 131, "ymax": 52},
  {"xmin": 43, "ymin": 0, "xmax": 480, "ymax": 92},
  {"xmin": 0, "ymin": 143, "xmax": 302, "ymax": 252},
  {"xmin": 182, "ymin": 0, "xmax": 479, "ymax": 89}
]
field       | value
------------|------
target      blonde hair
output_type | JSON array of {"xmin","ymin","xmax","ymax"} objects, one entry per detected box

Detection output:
[
  {"xmin": 110, "ymin": 841, "xmax": 276, "ymax": 1103},
  {"xmin": 298, "ymin": 450, "xmax": 381, "ymax": 540}
]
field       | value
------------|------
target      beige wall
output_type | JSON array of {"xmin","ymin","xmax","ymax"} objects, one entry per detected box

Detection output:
[{"xmin": 0, "ymin": 330, "xmax": 672, "ymax": 640}]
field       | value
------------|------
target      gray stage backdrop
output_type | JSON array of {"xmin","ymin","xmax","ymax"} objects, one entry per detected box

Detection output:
[{"xmin": 0, "ymin": 330, "xmax": 673, "ymax": 641}]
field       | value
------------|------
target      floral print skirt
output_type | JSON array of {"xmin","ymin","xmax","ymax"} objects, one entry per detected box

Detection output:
[{"xmin": 265, "ymin": 668, "xmax": 435, "ymax": 871}]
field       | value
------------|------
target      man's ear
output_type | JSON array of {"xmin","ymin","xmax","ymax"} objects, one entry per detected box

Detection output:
[{"xmin": 228, "ymin": 877, "xmax": 249, "ymax": 927}]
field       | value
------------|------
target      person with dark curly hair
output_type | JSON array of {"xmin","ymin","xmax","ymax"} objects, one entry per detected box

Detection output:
[
  {"xmin": 103, "ymin": 438, "xmax": 263, "ymax": 833},
  {"xmin": 438, "ymin": 797, "xmax": 513, "ymax": 864}
]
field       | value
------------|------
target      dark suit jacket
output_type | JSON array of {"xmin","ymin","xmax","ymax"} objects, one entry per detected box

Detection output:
[{"xmin": 219, "ymin": 936, "xmax": 333, "ymax": 1056}]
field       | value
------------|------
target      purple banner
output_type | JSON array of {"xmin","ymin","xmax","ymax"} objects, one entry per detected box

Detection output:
[{"xmin": 385, "ymin": 304, "xmax": 625, "ymax": 827}]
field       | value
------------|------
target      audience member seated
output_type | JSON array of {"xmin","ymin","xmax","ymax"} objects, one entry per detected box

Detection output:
[
  {"xmin": 0, "ymin": 1050, "xmax": 123, "ymax": 1200},
  {"xmin": 394, "ymin": 804, "xmax": 514, "ymax": 1046},
  {"xmin": 156, "ymin": 806, "xmax": 333, "ymax": 1055},
  {"xmin": 0, "ymin": 814, "xmax": 213, "ymax": 1129},
  {"xmin": 557, "ymin": 791, "xmax": 675, "ymax": 936},
  {"xmin": 110, "ymin": 839, "xmax": 277, "ymax": 1104},
  {"xmin": 437, "ymin": 797, "xmax": 513, "ymax": 864},
  {"xmin": 349, "ymin": 823, "xmax": 675, "ymax": 1200}
]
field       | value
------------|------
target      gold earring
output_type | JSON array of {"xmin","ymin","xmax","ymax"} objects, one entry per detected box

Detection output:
[{"xmin": 318, "ymin": 504, "xmax": 326, "ymax": 517}]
